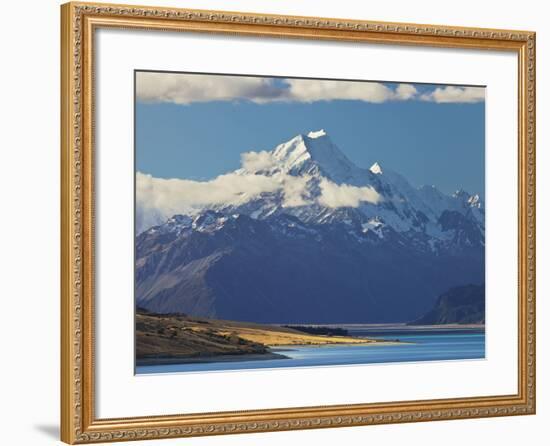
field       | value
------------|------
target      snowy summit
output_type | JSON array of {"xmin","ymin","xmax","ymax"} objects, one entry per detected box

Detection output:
[
  {"xmin": 307, "ymin": 129, "xmax": 327, "ymax": 139},
  {"xmin": 135, "ymin": 129, "xmax": 486, "ymax": 324},
  {"xmin": 138, "ymin": 129, "xmax": 484, "ymax": 251},
  {"xmin": 370, "ymin": 162, "xmax": 383, "ymax": 175}
]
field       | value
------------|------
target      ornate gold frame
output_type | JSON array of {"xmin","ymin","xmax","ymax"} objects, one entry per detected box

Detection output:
[{"xmin": 60, "ymin": 2, "xmax": 536, "ymax": 444}]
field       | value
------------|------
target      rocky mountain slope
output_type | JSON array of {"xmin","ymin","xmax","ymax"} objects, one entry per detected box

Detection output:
[{"xmin": 136, "ymin": 130, "xmax": 485, "ymax": 323}]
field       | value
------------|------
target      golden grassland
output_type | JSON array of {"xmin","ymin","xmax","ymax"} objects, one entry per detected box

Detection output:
[
  {"xmin": 136, "ymin": 311, "xmax": 391, "ymax": 362},
  {"xmin": 216, "ymin": 325, "xmax": 377, "ymax": 346}
]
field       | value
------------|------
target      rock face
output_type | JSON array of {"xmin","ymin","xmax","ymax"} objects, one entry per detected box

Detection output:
[
  {"xmin": 136, "ymin": 131, "xmax": 485, "ymax": 324},
  {"xmin": 409, "ymin": 284, "xmax": 485, "ymax": 325}
]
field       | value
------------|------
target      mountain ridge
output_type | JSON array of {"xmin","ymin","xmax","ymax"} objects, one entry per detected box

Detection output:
[
  {"xmin": 145, "ymin": 130, "xmax": 484, "ymax": 252},
  {"xmin": 135, "ymin": 131, "xmax": 485, "ymax": 323},
  {"xmin": 409, "ymin": 284, "xmax": 485, "ymax": 325}
]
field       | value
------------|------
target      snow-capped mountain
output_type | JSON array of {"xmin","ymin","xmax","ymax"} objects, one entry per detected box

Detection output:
[
  {"xmin": 135, "ymin": 131, "xmax": 485, "ymax": 323},
  {"xmin": 141, "ymin": 130, "xmax": 484, "ymax": 252}
]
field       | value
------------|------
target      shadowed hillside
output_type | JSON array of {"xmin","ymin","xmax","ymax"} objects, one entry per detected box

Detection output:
[{"xmin": 409, "ymin": 284, "xmax": 485, "ymax": 325}]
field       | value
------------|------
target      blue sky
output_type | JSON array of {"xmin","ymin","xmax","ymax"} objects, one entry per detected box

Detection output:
[{"xmin": 135, "ymin": 72, "xmax": 485, "ymax": 197}]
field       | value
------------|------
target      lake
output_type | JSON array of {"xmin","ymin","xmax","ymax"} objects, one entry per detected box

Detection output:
[{"xmin": 135, "ymin": 326, "xmax": 485, "ymax": 375}]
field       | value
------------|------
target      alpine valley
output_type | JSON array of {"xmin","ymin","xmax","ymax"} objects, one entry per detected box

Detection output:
[{"xmin": 136, "ymin": 130, "xmax": 485, "ymax": 324}]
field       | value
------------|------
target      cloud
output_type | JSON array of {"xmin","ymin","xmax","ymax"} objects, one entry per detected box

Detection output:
[
  {"xmin": 285, "ymin": 80, "xmax": 416, "ymax": 103},
  {"xmin": 421, "ymin": 86, "xmax": 485, "ymax": 103},
  {"xmin": 136, "ymin": 72, "xmax": 421, "ymax": 105},
  {"xmin": 137, "ymin": 171, "xmax": 278, "ymax": 211},
  {"xmin": 136, "ymin": 151, "xmax": 381, "ymax": 232},
  {"xmin": 136, "ymin": 171, "xmax": 278, "ymax": 232},
  {"xmin": 136, "ymin": 72, "xmax": 484, "ymax": 105},
  {"xmin": 136, "ymin": 169, "xmax": 315, "ymax": 232},
  {"xmin": 240, "ymin": 150, "xmax": 277, "ymax": 172},
  {"xmin": 136, "ymin": 73, "xmax": 283, "ymax": 105},
  {"xmin": 395, "ymin": 83, "xmax": 418, "ymax": 100},
  {"xmin": 318, "ymin": 179, "xmax": 381, "ymax": 208},
  {"xmin": 280, "ymin": 174, "xmax": 311, "ymax": 208}
]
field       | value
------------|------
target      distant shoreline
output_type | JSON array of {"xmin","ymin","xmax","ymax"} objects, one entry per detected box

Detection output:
[
  {"xmin": 269, "ymin": 340, "xmax": 406, "ymax": 348},
  {"xmin": 271, "ymin": 323, "xmax": 485, "ymax": 330},
  {"xmin": 137, "ymin": 351, "xmax": 289, "ymax": 367}
]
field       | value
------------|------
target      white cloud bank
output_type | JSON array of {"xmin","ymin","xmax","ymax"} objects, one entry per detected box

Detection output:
[
  {"xmin": 136, "ymin": 74, "xmax": 282, "ymax": 105},
  {"xmin": 284, "ymin": 79, "xmax": 418, "ymax": 104},
  {"xmin": 136, "ymin": 171, "xmax": 280, "ymax": 231},
  {"xmin": 136, "ymin": 163, "xmax": 380, "ymax": 232},
  {"xmin": 240, "ymin": 150, "xmax": 277, "ymax": 172},
  {"xmin": 318, "ymin": 179, "xmax": 381, "ymax": 208},
  {"xmin": 136, "ymin": 72, "xmax": 485, "ymax": 105},
  {"xmin": 420, "ymin": 86, "xmax": 485, "ymax": 103},
  {"xmin": 136, "ymin": 72, "xmax": 423, "ymax": 105}
]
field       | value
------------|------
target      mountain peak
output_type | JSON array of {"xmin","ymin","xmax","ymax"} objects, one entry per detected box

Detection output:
[
  {"xmin": 270, "ymin": 130, "xmax": 359, "ymax": 182},
  {"xmin": 271, "ymin": 134, "xmax": 312, "ymax": 170},
  {"xmin": 468, "ymin": 194, "xmax": 481, "ymax": 208},
  {"xmin": 453, "ymin": 189, "xmax": 469, "ymax": 199},
  {"xmin": 307, "ymin": 129, "xmax": 327, "ymax": 139},
  {"xmin": 370, "ymin": 162, "xmax": 383, "ymax": 175}
]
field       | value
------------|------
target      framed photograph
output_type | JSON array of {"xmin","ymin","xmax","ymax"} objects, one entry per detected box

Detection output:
[{"xmin": 60, "ymin": 2, "xmax": 536, "ymax": 443}]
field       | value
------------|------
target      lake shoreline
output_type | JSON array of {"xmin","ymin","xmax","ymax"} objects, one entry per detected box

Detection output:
[
  {"xmin": 137, "ymin": 339, "xmax": 407, "ymax": 367},
  {"xmin": 136, "ymin": 329, "xmax": 485, "ymax": 374},
  {"xmin": 136, "ymin": 311, "xmax": 397, "ymax": 364},
  {"xmin": 270, "ymin": 340, "xmax": 406, "ymax": 349},
  {"xmin": 136, "ymin": 312, "xmax": 484, "ymax": 370},
  {"xmin": 136, "ymin": 351, "xmax": 289, "ymax": 367},
  {"xmin": 276, "ymin": 323, "xmax": 485, "ymax": 330}
]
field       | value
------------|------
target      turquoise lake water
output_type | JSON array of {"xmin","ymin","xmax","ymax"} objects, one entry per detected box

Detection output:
[{"xmin": 136, "ymin": 327, "xmax": 485, "ymax": 375}]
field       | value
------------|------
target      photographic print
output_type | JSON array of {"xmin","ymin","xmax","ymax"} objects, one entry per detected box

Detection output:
[{"xmin": 134, "ymin": 71, "xmax": 486, "ymax": 374}]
